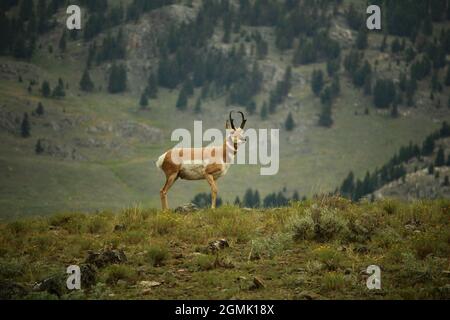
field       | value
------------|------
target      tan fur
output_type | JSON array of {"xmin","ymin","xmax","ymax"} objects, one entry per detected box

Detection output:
[{"xmin": 157, "ymin": 122, "xmax": 246, "ymax": 210}]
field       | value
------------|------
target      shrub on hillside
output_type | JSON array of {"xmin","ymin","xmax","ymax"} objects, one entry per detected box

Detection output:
[
  {"xmin": 289, "ymin": 207, "xmax": 349, "ymax": 242},
  {"xmin": 146, "ymin": 244, "xmax": 169, "ymax": 267}
]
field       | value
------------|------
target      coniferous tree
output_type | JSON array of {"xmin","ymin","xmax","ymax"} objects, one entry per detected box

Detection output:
[
  {"xmin": 373, "ymin": 79, "xmax": 396, "ymax": 108},
  {"xmin": 79, "ymin": 69, "xmax": 94, "ymax": 92},
  {"xmin": 311, "ymin": 69, "xmax": 324, "ymax": 96},
  {"xmin": 52, "ymin": 78, "xmax": 65, "ymax": 98},
  {"xmin": 435, "ymin": 146, "xmax": 445, "ymax": 166},
  {"xmin": 139, "ymin": 92, "xmax": 148, "ymax": 109},
  {"xmin": 243, "ymin": 188, "xmax": 254, "ymax": 208},
  {"xmin": 145, "ymin": 73, "xmax": 158, "ymax": 98},
  {"xmin": 176, "ymin": 87, "xmax": 188, "ymax": 110},
  {"xmin": 340, "ymin": 171, "xmax": 355, "ymax": 198},
  {"xmin": 108, "ymin": 63, "xmax": 127, "ymax": 93},
  {"xmin": 194, "ymin": 97, "xmax": 202, "ymax": 114},
  {"xmin": 327, "ymin": 58, "xmax": 340, "ymax": 77},
  {"xmin": 59, "ymin": 31, "xmax": 66, "ymax": 52},
  {"xmin": 380, "ymin": 35, "xmax": 387, "ymax": 52},
  {"xmin": 285, "ymin": 112, "xmax": 295, "ymax": 131},
  {"xmin": 21, "ymin": 113, "xmax": 30, "ymax": 138},
  {"xmin": 35, "ymin": 139, "xmax": 44, "ymax": 154},
  {"xmin": 36, "ymin": 102, "xmax": 44, "ymax": 116},
  {"xmin": 253, "ymin": 190, "xmax": 260, "ymax": 208},
  {"xmin": 41, "ymin": 81, "xmax": 51, "ymax": 97}
]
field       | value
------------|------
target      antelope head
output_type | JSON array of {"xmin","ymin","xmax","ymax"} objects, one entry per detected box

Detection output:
[{"xmin": 225, "ymin": 111, "xmax": 247, "ymax": 153}]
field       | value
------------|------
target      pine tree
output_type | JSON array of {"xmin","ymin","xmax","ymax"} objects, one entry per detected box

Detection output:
[
  {"xmin": 139, "ymin": 92, "xmax": 148, "ymax": 109},
  {"xmin": 41, "ymin": 81, "xmax": 51, "ymax": 97},
  {"xmin": 340, "ymin": 171, "xmax": 355, "ymax": 198},
  {"xmin": 108, "ymin": 64, "xmax": 127, "ymax": 93},
  {"xmin": 380, "ymin": 35, "xmax": 387, "ymax": 52},
  {"xmin": 145, "ymin": 73, "xmax": 158, "ymax": 98},
  {"xmin": 79, "ymin": 69, "xmax": 94, "ymax": 92},
  {"xmin": 443, "ymin": 176, "xmax": 450, "ymax": 186},
  {"xmin": 311, "ymin": 69, "xmax": 324, "ymax": 96},
  {"xmin": 183, "ymin": 78, "xmax": 194, "ymax": 97},
  {"xmin": 435, "ymin": 146, "xmax": 445, "ymax": 166},
  {"xmin": 52, "ymin": 78, "xmax": 65, "ymax": 98},
  {"xmin": 243, "ymin": 188, "xmax": 254, "ymax": 208},
  {"xmin": 285, "ymin": 112, "xmax": 295, "ymax": 131},
  {"xmin": 194, "ymin": 97, "xmax": 202, "ymax": 114},
  {"xmin": 176, "ymin": 87, "xmax": 188, "ymax": 110},
  {"xmin": 234, "ymin": 196, "xmax": 241, "ymax": 207},
  {"xmin": 373, "ymin": 79, "xmax": 396, "ymax": 108},
  {"xmin": 36, "ymin": 102, "xmax": 44, "ymax": 116},
  {"xmin": 21, "ymin": 113, "xmax": 30, "ymax": 138},
  {"xmin": 59, "ymin": 31, "xmax": 66, "ymax": 52},
  {"xmin": 35, "ymin": 139, "xmax": 44, "ymax": 154},
  {"xmin": 253, "ymin": 190, "xmax": 260, "ymax": 208}
]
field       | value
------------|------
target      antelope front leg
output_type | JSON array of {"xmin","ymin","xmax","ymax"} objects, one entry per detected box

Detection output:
[
  {"xmin": 204, "ymin": 174, "xmax": 218, "ymax": 209},
  {"xmin": 160, "ymin": 173, "xmax": 178, "ymax": 210}
]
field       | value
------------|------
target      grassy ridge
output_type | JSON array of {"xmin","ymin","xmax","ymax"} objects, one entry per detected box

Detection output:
[{"xmin": 0, "ymin": 198, "xmax": 448, "ymax": 300}]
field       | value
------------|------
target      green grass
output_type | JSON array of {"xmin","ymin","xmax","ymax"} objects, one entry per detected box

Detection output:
[{"xmin": 0, "ymin": 198, "xmax": 448, "ymax": 300}]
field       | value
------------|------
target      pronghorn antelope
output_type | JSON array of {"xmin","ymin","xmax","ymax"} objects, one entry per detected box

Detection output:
[{"xmin": 156, "ymin": 111, "xmax": 248, "ymax": 210}]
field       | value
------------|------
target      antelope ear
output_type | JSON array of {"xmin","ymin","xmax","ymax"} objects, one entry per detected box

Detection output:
[{"xmin": 225, "ymin": 120, "xmax": 231, "ymax": 129}]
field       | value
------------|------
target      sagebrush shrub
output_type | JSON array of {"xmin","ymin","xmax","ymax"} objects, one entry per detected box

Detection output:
[
  {"xmin": 102, "ymin": 264, "xmax": 137, "ymax": 285},
  {"xmin": 289, "ymin": 208, "xmax": 349, "ymax": 242},
  {"xmin": 146, "ymin": 244, "xmax": 169, "ymax": 267}
]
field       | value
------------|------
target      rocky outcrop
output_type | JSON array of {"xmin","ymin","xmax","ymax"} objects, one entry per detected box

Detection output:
[
  {"xmin": 36, "ymin": 139, "xmax": 86, "ymax": 161},
  {"xmin": 0, "ymin": 105, "xmax": 20, "ymax": 134}
]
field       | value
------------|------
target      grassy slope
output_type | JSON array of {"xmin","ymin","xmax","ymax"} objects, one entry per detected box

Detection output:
[
  {"xmin": 2, "ymin": 2, "xmax": 450, "ymax": 218},
  {"xmin": 0, "ymin": 198, "xmax": 448, "ymax": 300}
]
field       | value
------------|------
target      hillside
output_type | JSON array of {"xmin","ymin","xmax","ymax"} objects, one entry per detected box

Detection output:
[
  {"xmin": 370, "ymin": 136, "xmax": 450, "ymax": 200},
  {"xmin": 2, "ymin": 0, "xmax": 450, "ymax": 218},
  {"xmin": 0, "ymin": 198, "xmax": 448, "ymax": 300}
]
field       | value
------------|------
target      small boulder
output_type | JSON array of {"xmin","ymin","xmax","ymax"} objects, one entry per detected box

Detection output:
[
  {"xmin": 114, "ymin": 224, "xmax": 126, "ymax": 232},
  {"xmin": 297, "ymin": 290, "xmax": 323, "ymax": 300},
  {"xmin": 33, "ymin": 274, "xmax": 67, "ymax": 297},
  {"xmin": 208, "ymin": 239, "xmax": 230, "ymax": 253},
  {"xmin": 139, "ymin": 281, "xmax": 162, "ymax": 288},
  {"xmin": 175, "ymin": 203, "xmax": 199, "ymax": 214},
  {"xmin": 80, "ymin": 264, "xmax": 97, "ymax": 288},
  {"xmin": 85, "ymin": 249, "xmax": 127, "ymax": 268}
]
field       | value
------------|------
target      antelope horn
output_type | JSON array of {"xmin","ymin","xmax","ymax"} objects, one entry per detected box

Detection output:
[
  {"xmin": 238, "ymin": 111, "xmax": 247, "ymax": 129},
  {"xmin": 229, "ymin": 111, "xmax": 236, "ymax": 130}
]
